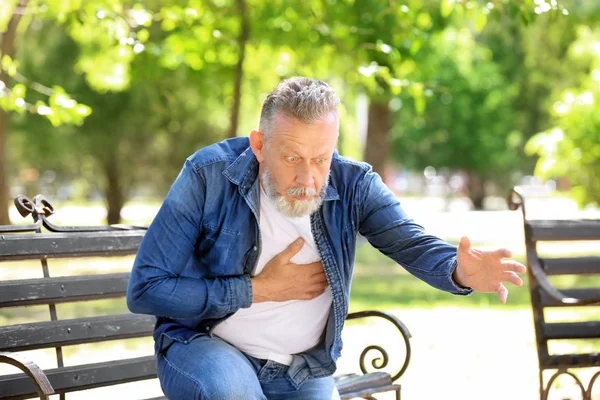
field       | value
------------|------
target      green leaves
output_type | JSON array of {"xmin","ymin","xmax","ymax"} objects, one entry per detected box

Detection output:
[
  {"xmin": 526, "ymin": 25, "xmax": 600, "ymax": 207},
  {"xmin": 0, "ymin": 83, "xmax": 91, "ymax": 126},
  {"xmin": 441, "ymin": 0, "xmax": 455, "ymax": 18},
  {"xmin": 1, "ymin": 54, "xmax": 18, "ymax": 77},
  {"xmin": 11, "ymin": 82, "xmax": 25, "ymax": 98},
  {"xmin": 390, "ymin": 23, "xmax": 522, "ymax": 183},
  {"xmin": 0, "ymin": 82, "xmax": 26, "ymax": 113},
  {"xmin": 409, "ymin": 82, "xmax": 425, "ymax": 114},
  {"xmin": 0, "ymin": 49, "xmax": 91, "ymax": 125}
]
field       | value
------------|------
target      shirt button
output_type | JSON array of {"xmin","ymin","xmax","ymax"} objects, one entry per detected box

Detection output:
[
  {"xmin": 205, "ymin": 326, "xmax": 210, "ymax": 331},
  {"xmin": 253, "ymin": 246, "xmax": 257, "ymax": 251}
]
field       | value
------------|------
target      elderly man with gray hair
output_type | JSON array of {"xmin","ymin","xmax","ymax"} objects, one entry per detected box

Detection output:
[{"xmin": 127, "ymin": 77, "xmax": 526, "ymax": 399}]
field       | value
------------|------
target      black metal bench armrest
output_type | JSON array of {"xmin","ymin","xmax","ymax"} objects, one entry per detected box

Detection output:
[
  {"xmin": 345, "ymin": 310, "xmax": 412, "ymax": 381},
  {"xmin": 529, "ymin": 258, "xmax": 600, "ymax": 306},
  {"xmin": 0, "ymin": 351, "xmax": 55, "ymax": 399},
  {"xmin": 508, "ymin": 187, "xmax": 600, "ymax": 306}
]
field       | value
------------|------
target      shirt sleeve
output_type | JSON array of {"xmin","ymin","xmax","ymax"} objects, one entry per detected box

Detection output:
[
  {"xmin": 358, "ymin": 169, "xmax": 472, "ymax": 296},
  {"xmin": 126, "ymin": 159, "xmax": 253, "ymax": 319}
]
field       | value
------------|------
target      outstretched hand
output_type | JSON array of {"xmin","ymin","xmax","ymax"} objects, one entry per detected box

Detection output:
[{"xmin": 454, "ymin": 236, "xmax": 527, "ymax": 304}]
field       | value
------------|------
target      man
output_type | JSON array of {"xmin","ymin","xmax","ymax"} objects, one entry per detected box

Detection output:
[{"xmin": 127, "ymin": 77, "xmax": 526, "ymax": 400}]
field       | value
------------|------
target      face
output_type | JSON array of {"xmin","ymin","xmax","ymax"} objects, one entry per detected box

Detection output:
[{"xmin": 250, "ymin": 112, "xmax": 339, "ymax": 218}]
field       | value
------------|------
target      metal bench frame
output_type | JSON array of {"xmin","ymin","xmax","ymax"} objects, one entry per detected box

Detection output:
[
  {"xmin": 508, "ymin": 187, "xmax": 600, "ymax": 400},
  {"xmin": 0, "ymin": 195, "xmax": 411, "ymax": 399}
]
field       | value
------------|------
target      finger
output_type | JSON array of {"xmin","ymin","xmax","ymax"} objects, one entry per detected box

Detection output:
[
  {"xmin": 299, "ymin": 291, "xmax": 324, "ymax": 300},
  {"xmin": 304, "ymin": 281, "xmax": 329, "ymax": 295},
  {"xmin": 501, "ymin": 260, "xmax": 527, "ymax": 274},
  {"xmin": 300, "ymin": 262, "xmax": 325, "ymax": 274},
  {"xmin": 500, "ymin": 271, "xmax": 523, "ymax": 287},
  {"xmin": 310, "ymin": 270, "xmax": 326, "ymax": 279},
  {"xmin": 497, "ymin": 283, "xmax": 508, "ymax": 304},
  {"xmin": 280, "ymin": 238, "xmax": 305, "ymax": 261},
  {"xmin": 458, "ymin": 236, "xmax": 471, "ymax": 254},
  {"xmin": 493, "ymin": 248, "xmax": 512, "ymax": 259},
  {"xmin": 310, "ymin": 274, "xmax": 328, "ymax": 284}
]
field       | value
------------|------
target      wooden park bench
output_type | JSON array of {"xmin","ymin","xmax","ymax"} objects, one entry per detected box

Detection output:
[
  {"xmin": 0, "ymin": 195, "xmax": 411, "ymax": 400},
  {"xmin": 508, "ymin": 187, "xmax": 600, "ymax": 400}
]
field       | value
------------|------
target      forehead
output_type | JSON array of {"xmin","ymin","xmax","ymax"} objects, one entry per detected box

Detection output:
[{"xmin": 269, "ymin": 113, "xmax": 338, "ymax": 154}]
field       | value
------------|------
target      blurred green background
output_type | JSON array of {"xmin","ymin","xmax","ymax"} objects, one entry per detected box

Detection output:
[{"xmin": 1, "ymin": 0, "xmax": 600, "ymax": 225}]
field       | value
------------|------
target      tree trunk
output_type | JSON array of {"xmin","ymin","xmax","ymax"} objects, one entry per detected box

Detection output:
[
  {"xmin": 364, "ymin": 99, "xmax": 391, "ymax": 178},
  {"xmin": 104, "ymin": 159, "xmax": 124, "ymax": 225},
  {"xmin": 227, "ymin": 0, "xmax": 249, "ymax": 139},
  {"xmin": 0, "ymin": 1, "xmax": 29, "ymax": 225},
  {"xmin": 466, "ymin": 172, "xmax": 486, "ymax": 210},
  {"xmin": 0, "ymin": 109, "xmax": 9, "ymax": 225}
]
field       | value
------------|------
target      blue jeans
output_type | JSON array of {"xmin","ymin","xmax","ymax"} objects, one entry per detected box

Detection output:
[{"xmin": 157, "ymin": 335, "xmax": 341, "ymax": 400}]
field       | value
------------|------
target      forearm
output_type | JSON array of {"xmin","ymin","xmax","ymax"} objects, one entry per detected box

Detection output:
[
  {"xmin": 386, "ymin": 235, "xmax": 472, "ymax": 295},
  {"xmin": 127, "ymin": 267, "xmax": 252, "ymax": 319},
  {"xmin": 359, "ymin": 170, "xmax": 472, "ymax": 295}
]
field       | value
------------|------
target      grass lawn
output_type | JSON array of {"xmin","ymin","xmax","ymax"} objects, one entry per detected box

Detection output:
[{"xmin": 351, "ymin": 242, "xmax": 600, "ymax": 312}]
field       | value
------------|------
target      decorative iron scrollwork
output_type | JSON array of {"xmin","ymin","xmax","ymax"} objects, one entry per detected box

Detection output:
[
  {"xmin": 507, "ymin": 186, "xmax": 527, "ymax": 220},
  {"xmin": 0, "ymin": 352, "xmax": 54, "ymax": 399},
  {"xmin": 6, "ymin": 194, "xmax": 147, "ymax": 234},
  {"xmin": 345, "ymin": 310, "xmax": 412, "ymax": 381},
  {"xmin": 542, "ymin": 368, "xmax": 600, "ymax": 400},
  {"xmin": 587, "ymin": 371, "xmax": 600, "ymax": 400}
]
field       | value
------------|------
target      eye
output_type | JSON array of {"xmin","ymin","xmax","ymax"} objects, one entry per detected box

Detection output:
[
  {"xmin": 286, "ymin": 156, "xmax": 298, "ymax": 163},
  {"xmin": 316, "ymin": 158, "xmax": 326, "ymax": 164}
]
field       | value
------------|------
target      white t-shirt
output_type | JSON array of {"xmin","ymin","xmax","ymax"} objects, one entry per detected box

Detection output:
[{"xmin": 212, "ymin": 186, "xmax": 333, "ymax": 365}]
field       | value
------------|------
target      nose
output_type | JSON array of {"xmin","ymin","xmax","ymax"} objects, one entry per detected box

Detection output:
[{"xmin": 295, "ymin": 161, "xmax": 315, "ymax": 188}]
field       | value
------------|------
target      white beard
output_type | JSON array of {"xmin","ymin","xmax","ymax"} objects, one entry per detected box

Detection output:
[{"xmin": 261, "ymin": 169, "xmax": 329, "ymax": 218}]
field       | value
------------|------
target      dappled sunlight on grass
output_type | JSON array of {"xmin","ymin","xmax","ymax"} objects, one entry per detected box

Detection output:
[
  {"xmin": 544, "ymin": 307, "xmax": 600, "ymax": 323},
  {"xmin": 351, "ymin": 241, "xmax": 600, "ymax": 311},
  {"xmin": 548, "ymin": 274, "xmax": 600, "ymax": 290},
  {"xmin": 0, "ymin": 255, "xmax": 135, "ymax": 281},
  {"xmin": 0, "ymin": 299, "xmax": 129, "ymax": 325},
  {"xmin": 349, "ymin": 272, "xmax": 534, "ymax": 311}
]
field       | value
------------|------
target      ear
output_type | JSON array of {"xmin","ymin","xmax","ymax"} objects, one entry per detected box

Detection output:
[{"xmin": 249, "ymin": 129, "xmax": 266, "ymax": 163}]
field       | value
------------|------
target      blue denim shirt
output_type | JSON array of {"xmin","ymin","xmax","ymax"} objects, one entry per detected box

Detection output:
[{"xmin": 127, "ymin": 137, "xmax": 472, "ymax": 388}]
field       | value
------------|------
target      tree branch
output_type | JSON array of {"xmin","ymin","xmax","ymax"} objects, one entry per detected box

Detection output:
[{"xmin": 12, "ymin": 71, "xmax": 54, "ymax": 96}]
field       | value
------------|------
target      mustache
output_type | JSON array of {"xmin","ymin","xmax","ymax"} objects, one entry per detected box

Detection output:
[{"xmin": 286, "ymin": 186, "xmax": 317, "ymax": 197}]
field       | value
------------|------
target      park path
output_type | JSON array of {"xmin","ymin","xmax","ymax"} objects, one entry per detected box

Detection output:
[{"xmin": 339, "ymin": 307, "xmax": 541, "ymax": 400}]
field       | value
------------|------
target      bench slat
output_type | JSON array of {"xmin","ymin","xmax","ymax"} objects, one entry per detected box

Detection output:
[
  {"xmin": 0, "ymin": 273, "xmax": 129, "ymax": 308},
  {"xmin": 541, "ymin": 257, "xmax": 600, "ymax": 276},
  {"xmin": 540, "ymin": 353, "xmax": 600, "ymax": 369},
  {"xmin": 0, "ymin": 314, "xmax": 155, "ymax": 352},
  {"xmin": 0, "ymin": 231, "xmax": 144, "ymax": 261},
  {"xmin": 340, "ymin": 384, "xmax": 400, "ymax": 400},
  {"xmin": 0, "ymin": 355, "xmax": 156, "ymax": 399},
  {"xmin": 543, "ymin": 321, "xmax": 600, "ymax": 340},
  {"xmin": 0, "ymin": 364, "xmax": 400, "ymax": 400},
  {"xmin": 334, "ymin": 372, "xmax": 392, "ymax": 392},
  {"xmin": 539, "ymin": 288, "xmax": 600, "ymax": 307},
  {"xmin": 526, "ymin": 220, "xmax": 600, "ymax": 241}
]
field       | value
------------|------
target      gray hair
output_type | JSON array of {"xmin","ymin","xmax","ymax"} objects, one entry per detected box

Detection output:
[{"xmin": 259, "ymin": 77, "xmax": 340, "ymax": 138}]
